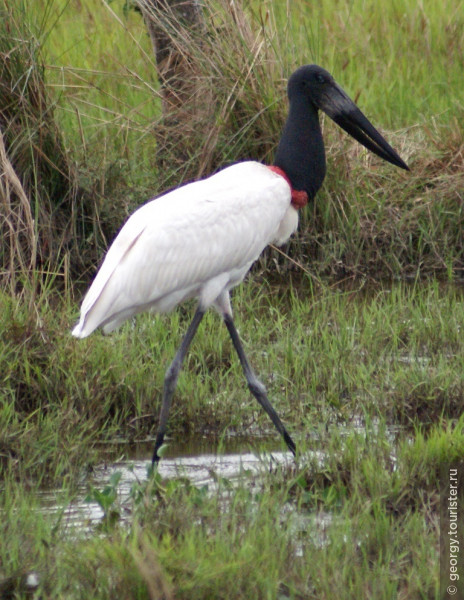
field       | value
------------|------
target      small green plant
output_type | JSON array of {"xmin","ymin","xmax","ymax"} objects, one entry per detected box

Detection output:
[{"xmin": 85, "ymin": 471, "xmax": 123, "ymax": 530}]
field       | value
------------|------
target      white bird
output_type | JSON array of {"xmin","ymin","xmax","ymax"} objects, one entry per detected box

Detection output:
[{"xmin": 72, "ymin": 65, "xmax": 408, "ymax": 463}]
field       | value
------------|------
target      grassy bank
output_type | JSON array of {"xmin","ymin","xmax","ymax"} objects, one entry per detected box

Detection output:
[
  {"xmin": 2, "ymin": 277, "xmax": 464, "ymax": 480},
  {"xmin": 1, "ymin": 0, "xmax": 464, "ymax": 597}
]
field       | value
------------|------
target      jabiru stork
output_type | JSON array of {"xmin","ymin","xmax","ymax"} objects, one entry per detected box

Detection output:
[{"xmin": 72, "ymin": 65, "xmax": 408, "ymax": 463}]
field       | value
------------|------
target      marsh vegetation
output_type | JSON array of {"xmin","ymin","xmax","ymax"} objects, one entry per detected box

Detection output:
[{"xmin": 1, "ymin": 0, "xmax": 464, "ymax": 597}]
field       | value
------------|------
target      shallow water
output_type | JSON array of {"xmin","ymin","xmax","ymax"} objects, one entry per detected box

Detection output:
[
  {"xmin": 36, "ymin": 419, "xmax": 400, "ymax": 535},
  {"xmin": 37, "ymin": 438, "xmax": 297, "ymax": 534}
]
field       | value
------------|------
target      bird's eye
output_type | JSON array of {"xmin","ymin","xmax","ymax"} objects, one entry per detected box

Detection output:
[{"xmin": 315, "ymin": 73, "xmax": 326, "ymax": 84}]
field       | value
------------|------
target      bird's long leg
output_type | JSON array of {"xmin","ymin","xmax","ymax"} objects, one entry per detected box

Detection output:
[
  {"xmin": 152, "ymin": 306, "xmax": 205, "ymax": 465},
  {"xmin": 222, "ymin": 313, "xmax": 296, "ymax": 456}
]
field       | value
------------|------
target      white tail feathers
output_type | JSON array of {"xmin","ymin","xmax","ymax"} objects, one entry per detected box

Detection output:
[{"xmin": 71, "ymin": 318, "xmax": 91, "ymax": 338}]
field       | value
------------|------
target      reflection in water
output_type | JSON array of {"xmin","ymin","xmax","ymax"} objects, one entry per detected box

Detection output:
[
  {"xmin": 37, "ymin": 420, "xmax": 398, "ymax": 536},
  {"xmin": 37, "ymin": 439, "xmax": 296, "ymax": 534}
]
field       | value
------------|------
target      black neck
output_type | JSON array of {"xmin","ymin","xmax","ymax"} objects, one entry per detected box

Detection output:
[{"xmin": 273, "ymin": 95, "xmax": 326, "ymax": 201}]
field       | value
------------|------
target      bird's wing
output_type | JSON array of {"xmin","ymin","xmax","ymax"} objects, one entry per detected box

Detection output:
[{"xmin": 73, "ymin": 162, "xmax": 291, "ymax": 336}]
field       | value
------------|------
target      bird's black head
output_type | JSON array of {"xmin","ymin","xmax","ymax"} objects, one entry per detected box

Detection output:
[
  {"xmin": 287, "ymin": 64, "xmax": 336, "ymax": 106},
  {"xmin": 286, "ymin": 64, "xmax": 409, "ymax": 171}
]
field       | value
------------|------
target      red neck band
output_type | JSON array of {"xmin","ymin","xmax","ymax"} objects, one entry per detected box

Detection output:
[{"xmin": 267, "ymin": 166, "xmax": 308, "ymax": 209}]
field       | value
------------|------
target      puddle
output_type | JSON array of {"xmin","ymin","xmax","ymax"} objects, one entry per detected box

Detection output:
[
  {"xmin": 37, "ymin": 438, "xmax": 298, "ymax": 535},
  {"xmin": 36, "ymin": 420, "xmax": 400, "ymax": 537}
]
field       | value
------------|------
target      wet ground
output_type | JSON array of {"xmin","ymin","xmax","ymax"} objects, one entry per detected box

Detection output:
[
  {"xmin": 37, "ymin": 438, "xmax": 297, "ymax": 534},
  {"xmin": 35, "ymin": 416, "xmax": 403, "ymax": 536}
]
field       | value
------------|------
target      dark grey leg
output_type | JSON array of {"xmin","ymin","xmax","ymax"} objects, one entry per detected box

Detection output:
[
  {"xmin": 152, "ymin": 306, "xmax": 205, "ymax": 465},
  {"xmin": 223, "ymin": 313, "xmax": 296, "ymax": 456}
]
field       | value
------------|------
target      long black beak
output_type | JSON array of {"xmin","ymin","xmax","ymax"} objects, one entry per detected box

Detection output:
[{"xmin": 321, "ymin": 83, "xmax": 409, "ymax": 171}]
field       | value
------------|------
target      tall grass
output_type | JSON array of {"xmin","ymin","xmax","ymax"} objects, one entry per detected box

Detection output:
[
  {"xmin": 0, "ymin": 0, "xmax": 84, "ymax": 296},
  {"xmin": 54, "ymin": 0, "xmax": 464, "ymax": 278},
  {"xmin": 1, "ymin": 0, "xmax": 463, "ymax": 289}
]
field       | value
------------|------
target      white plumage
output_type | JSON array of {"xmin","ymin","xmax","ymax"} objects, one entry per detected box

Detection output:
[{"xmin": 72, "ymin": 161, "xmax": 296, "ymax": 338}]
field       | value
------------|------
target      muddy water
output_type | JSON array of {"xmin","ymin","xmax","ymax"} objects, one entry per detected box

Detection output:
[
  {"xmin": 37, "ymin": 439, "xmax": 296, "ymax": 534},
  {"xmin": 37, "ymin": 418, "xmax": 400, "ymax": 535}
]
